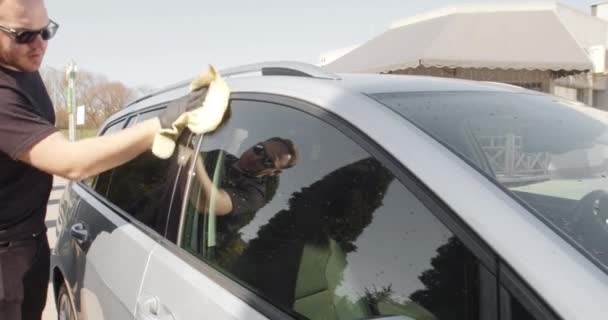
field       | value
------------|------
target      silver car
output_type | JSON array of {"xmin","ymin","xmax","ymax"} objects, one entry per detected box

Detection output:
[{"xmin": 51, "ymin": 61, "xmax": 608, "ymax": 320}]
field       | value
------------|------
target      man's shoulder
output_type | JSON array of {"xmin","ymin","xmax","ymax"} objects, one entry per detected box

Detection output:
[
  {"xmin": 0, "ymin": 85, "xmax": 27, "ymax": 110},
  {"xmin": 0, "ymin": 69, "xmax": 27, "ymax": 103},
  {"xmin": 0, "ymin": 69, "xmax": 43, "ymax": 94},
  {"xmin": 0, "ymin": 68, "xmax": 19, "ymax": 89}
]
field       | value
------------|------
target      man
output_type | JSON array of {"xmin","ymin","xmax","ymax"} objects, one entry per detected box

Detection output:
[
  {"xmin": 189, "ymin": 138, "xmax": 298, "ymax": 249},
  {"xmin": 0, "ymin": 0, "xmax": 206, "ymax": 318},
  {"xmin": 194, "ymin": 137, "xmax": 299, "ymax": 216}
]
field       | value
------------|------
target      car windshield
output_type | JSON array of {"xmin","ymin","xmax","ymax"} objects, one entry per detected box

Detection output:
[{"xmin": 370, "ymin": 90, "xmax": 608, "ymax": 272}]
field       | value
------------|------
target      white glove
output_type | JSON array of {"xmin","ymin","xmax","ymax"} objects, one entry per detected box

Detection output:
[{"xmin": 152, "ymin": 65, "xmax": 231, "ymax": 159}]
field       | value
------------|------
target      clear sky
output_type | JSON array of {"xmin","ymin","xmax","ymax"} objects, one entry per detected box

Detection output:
[{"xmin": 43, "ymin": 0, "xmax": 595, "ymax": 89}]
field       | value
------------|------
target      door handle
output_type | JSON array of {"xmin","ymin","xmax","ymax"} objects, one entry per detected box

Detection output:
[
  {"xmin": 70, "ymin": 222, "xmax": 89, "ymax": 243},
  {"xmin": 136, "ymin": 295, "xmax": 175, "ymax": 320}
]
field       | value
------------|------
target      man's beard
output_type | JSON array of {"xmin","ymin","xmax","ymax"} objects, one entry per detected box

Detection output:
[
  {"xmin": 0, "ymin": 44, "xmax": 42, "ymax": 72},
  {"xmin": 0, "ymin": 47, "xmax": 22, "ymax": 71},
  {"xmin": 0, "ymin": 45, "xmax": 13, "ymax": 69}
]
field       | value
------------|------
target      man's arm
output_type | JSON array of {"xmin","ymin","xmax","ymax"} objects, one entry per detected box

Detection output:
[
  {"xmin": 18, "ymin": 84, "xmax": 212, "ymax": 181},
  {"xmin": 19, "ymin": 118, "xmax": 161, "ymax": 181},
  {"xmin": 193, "ymin": 156, "xmax": 233, "ymax": 215}
]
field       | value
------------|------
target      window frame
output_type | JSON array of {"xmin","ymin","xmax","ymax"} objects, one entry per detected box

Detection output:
[
  {"xmin": 173, "ymin": 92, "xmax": 505, "ymax": 320},
  {"xmin": 498, "ymin": 262, "xmax": 559, "ymax": 320},
  {"xmin": 87, "ymin": 104, "xmax": 166, "ymax": 191},
  {"xmin": 124, "ymin": 114, "xmax": 139, "ymax": 128},
  {"xmin": 99, "ymin": 118, "xmax": 128, "ymax": 135},
  {"xmin": 78, "ymin": 103, "xmax": 190, "ymax": 241},
  {"xmin": 136, "ymin": 107, "xmax": 166, "ymax": 123}
]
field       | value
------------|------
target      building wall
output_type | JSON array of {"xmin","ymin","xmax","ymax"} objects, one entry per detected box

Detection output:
[
  {"xmin": 594, "ymin": 89, "xmax": 608, "ymax": 110},
  {"xmin": 553, "ymin": 86, "xmax": 578, "ymax": 101},
  {"xmin": 390, "ymin": 66, "xmax": 606, "ymax": 107},
  {"xmin": 390, "ymin": 67, "xmax": 553, "ymax": 92},
  {"xmin": 552, "ymin": 72, "xmax": 604, "ymax": 106}
]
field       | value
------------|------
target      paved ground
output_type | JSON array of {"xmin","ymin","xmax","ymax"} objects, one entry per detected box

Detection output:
[{"xmin": 42, "ymin": 176, "xmax": 68, "ymax": 320}]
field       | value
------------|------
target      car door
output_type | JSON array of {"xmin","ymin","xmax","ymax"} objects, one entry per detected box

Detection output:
[
  {"xmin": 54, "ymin": 118, "xmax": 129, "ymax": 318},
  {"xmin": 68, "ymin": 107, "xmax": 186, "ymax": 319},
  {"xmin": 136, "ymin": 94, "xmax": 511, "ymax": 320},
  {"xmin": 133, "ymin": 139, "xmax": 274, "ymax": 318},
  {"xmin": 68, "ymin": 185, "xmax": 161, "ymax": 320}
]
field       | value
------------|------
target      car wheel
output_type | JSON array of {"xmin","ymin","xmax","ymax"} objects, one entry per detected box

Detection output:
[{"xmin": 57, "ymin": 283, "xmax": 76, "ymax": 320}]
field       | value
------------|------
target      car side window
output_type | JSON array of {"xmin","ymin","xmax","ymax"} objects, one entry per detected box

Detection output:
[
  {"xmin": 92, "ymin": 107, "xmax": 191, "ymax": 236},
  {"xmin": 83, "ymin": 119, "xmax": 126, "ymax": 186},
  {"xmin": 94, "ymin": 108, "xmax": 165, "ymax": 195},
  {"xmin": 138, "ymin": 108, "xmax": 164, "ymax": 122},
  {"xmin": 179, "ymin": 98, "xmax": 494, "ymax": 320}
]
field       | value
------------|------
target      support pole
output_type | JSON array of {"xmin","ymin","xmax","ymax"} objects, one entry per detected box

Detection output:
[{"xmin": 65, "ymin": 61, "xmax": 78, "ymax": 141}]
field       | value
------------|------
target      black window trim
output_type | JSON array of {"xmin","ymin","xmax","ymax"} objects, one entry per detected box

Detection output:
[
  {"xmin": 136, "ymin": 106, "xmax": 167, "ymax": 123},
  {"xmin": 124, "ymin": 114, "xmax": 139, "ymax": 128},
  {"xmin": 171, "ymin": 92, "xmax": 502, "ymax": 320},
  {"xmin": 98, "ymin": 118, "xmax": 128, "ymax": 136},
  {"xmin": 498, "ymin": 261, "xmax": 560, "ymax": 320}
]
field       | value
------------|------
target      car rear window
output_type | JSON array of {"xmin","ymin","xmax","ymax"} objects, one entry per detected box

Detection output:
[{"xmin": 370, "ymin": 91, "xmax": 608, "ymax": 273}]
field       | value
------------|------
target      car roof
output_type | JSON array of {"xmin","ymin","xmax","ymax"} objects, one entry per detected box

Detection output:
[
  {"xmin": 105, "ymin": 67, "xmax": 534, "ymax": 126},
  {"xmin": 337, "ymin": 73, "xmax": 530, "ymax": 95}
]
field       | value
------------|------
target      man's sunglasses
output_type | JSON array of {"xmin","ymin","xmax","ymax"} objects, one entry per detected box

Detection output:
[
  {"xmin": 0, "ymin": 19, "xmax": 59, "ymax": 44},
  {"xmin": 253, "ymin": 144, "xmax": 277, "ymax": 169}
]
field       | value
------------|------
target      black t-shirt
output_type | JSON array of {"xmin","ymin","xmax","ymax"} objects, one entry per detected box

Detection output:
[
  {"xmin": 203, "ymin": 150, "xmax": 278, "ymax": 241},
  {"xmin": 0, "ymin": 66, "xmax": 57, "ymax": 241}
]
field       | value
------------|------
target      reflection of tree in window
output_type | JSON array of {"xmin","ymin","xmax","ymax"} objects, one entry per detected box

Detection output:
[
  {"xmin": 410, "ymin": 236, "xmax": 480, "ymax": 320},
  {"xmin": 223, "ymin": 157, "xmax": 394, "ymax": 310},
  {"xmin": 363, "ymin": 285, "xmax": 394, "ymax": 314}
]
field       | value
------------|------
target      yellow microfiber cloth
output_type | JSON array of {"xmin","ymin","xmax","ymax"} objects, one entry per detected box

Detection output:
[{"xmin": 152, "ymin": 65, "xmax": 231, "ymax": 159}]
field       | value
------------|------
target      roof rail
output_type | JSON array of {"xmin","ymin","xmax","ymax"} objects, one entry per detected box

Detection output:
[
  {"xmin": 221, "ymin": 61, "xmax": 341, "ymax": 80},
  {"xmin": 125, "ymin": 61, "xmax": 340, "ymax": 108}
]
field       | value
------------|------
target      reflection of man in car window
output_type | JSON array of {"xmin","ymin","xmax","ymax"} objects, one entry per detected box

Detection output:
[
  {"xmin": 194, "ymin": 137, "xmax": 299, "ymax": 215},
  {"xmin": 189, "ymin": 137, "xmax": 299, "ymax": 248}
]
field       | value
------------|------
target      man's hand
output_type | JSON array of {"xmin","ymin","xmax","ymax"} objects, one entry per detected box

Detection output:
[
  {"xmin": 158, "ymin": 88, "xmax": 208, "ymax": 130},
  {"xmin": 151, "ymin": 65, "xmax": 231, "ymax": 159}
]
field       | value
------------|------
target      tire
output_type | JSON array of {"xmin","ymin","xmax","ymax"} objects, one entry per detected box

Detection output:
[{"xmin": 57, "ymin": 283, "xmax": 76, "ymax": 320}]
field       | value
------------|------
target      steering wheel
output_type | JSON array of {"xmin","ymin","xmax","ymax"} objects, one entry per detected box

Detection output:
[{"xmin": 570, "ymin": 190, "xmax": 608, "ymax": 264}]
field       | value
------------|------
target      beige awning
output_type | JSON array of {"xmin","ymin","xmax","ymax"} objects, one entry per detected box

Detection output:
[{"xmin": 324, "ymin": 7, "xmax": 594, "ymax": 73}]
